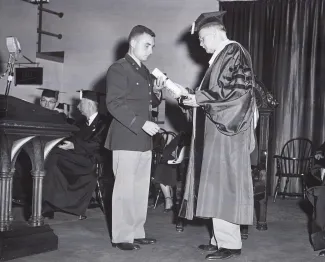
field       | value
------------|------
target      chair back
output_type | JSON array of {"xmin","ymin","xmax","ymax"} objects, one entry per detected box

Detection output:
[
  {"xmin": 172, "ymin": 146, "xmax": 189, "ymax": 164},
  {"xmin": 279, "ymin": 138, "xmax": 313, "ymax": 176},
  {"xmin": 152, "ymin": 129, "xmax": 176, "ymax": 166}
]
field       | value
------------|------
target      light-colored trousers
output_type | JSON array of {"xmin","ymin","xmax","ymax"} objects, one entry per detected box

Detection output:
[
  {"xmin": 210, "ymin": 218, "xmax": 242, "ymax": 249},
  {"xmin": 111, "ymin": 150, "xmax": 152, "ymax": 243}
]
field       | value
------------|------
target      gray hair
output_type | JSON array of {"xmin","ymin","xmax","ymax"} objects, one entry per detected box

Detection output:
[
  {"xmin": 200, "ymin": 22, "xmax": 226, "ymax": 33},
  {"xmin": 83, "ymin": 98, "xmax": 98, "ymax": 111}
]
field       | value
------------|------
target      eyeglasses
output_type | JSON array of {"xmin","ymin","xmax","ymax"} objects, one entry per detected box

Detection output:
[{"xmin": 40, "ymin": 98, "xmax": 57, "ymax": 105}]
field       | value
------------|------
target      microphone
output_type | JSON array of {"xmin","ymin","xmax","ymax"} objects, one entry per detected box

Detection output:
[
  {"xmin": 1, "ymin": 37, "xmax": 22, "ymax": 112},
  {"xmin": 6, "ymin": 37, "xmax": 22, "ymax": 59}
]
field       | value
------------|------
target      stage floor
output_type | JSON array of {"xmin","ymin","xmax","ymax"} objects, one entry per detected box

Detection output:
[{"xmin": 11, "ymin": 199, "xmax": 323, "ymax": 262}]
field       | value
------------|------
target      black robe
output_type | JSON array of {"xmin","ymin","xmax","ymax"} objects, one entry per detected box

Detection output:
[
  {"xmin": 43, "ymin": 114, "xmax": 108, "ymax": 216},
  {"xmin": 315, "ymin": 142, "xmax": 325, "ymax": 168},
  {"xmin": 180, "ymin": 41, "xmax": 257, "ymax": 224}
]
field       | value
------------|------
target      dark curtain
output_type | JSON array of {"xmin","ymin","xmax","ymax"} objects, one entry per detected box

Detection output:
[{"xmin": 220, "ymin": 0, "xmax": 325, "ymax": 193}]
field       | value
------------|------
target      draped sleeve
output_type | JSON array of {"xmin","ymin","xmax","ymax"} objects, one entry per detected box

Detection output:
[{"xmin": 195, "ymin": 44, "xmax": 255, "ymax": 136}]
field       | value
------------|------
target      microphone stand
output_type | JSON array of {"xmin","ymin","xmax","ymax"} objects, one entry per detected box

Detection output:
[{"xmin": 1, "ymin": 54, "xmax": 16, "ymax": 116}]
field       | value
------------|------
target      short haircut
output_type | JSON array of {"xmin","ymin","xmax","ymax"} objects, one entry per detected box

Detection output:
[
  {"xmin": 200, "ymin": 22, "xmax": 226, "ymax": 33},
  {"xmin": 128, "ymin": 25, "xmax": 155, "ymax": 43}
]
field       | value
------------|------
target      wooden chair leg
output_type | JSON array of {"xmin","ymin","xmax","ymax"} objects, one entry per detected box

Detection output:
[
  {"xmin": 283, "ymin": 177, "xmax": 290, "ymax": 199},
  {"xmin": 95, "ymin": 180, "xmax": 105, "ymax": 214},
  {"xmin": 240, "ymin": 225, "xmax": 248, "ymax": 240},
  {"xmin": 256, "ymin": 198, "xmax": 268, "ymax": 230},
  {"xmin": 301, "ymin": 178, "xmax": 306, "ymax": 199},
  {"xmin": 273, "ymin": 176, "xmax": 282, "ymax": 202},
  {"xmin": 176, "ymin": 218, "xmax": 184, "ymax": 232},
  {"xmin": 153, "ymin": 189, "xmax": 161, "ymax": 209}
]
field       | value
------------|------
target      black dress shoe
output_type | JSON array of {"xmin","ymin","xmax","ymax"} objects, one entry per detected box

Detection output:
[
  {"xmin": 319, "ymin": 250, "xmax": 325, "ymax": 256},
  {"xmin": 112, "ymin": 243, "xmax": 140, "ymax": 251},
  {"xmin": 134, "ymin": 238, "xmax": 156, "ymax": 245},
  {"xmin": 206, "ymin": 248, "xmax": 241, "ymax": 260},
  {"xmin": 198, "ymin": 244, "xmax": 218, "ymax": 252}
]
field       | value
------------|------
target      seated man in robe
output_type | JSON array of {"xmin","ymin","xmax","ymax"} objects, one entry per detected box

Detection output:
[
  {"xmin": 42, "ymin": 90, "xmax": 108, "ymax": 217},
  {"xmin": 314, "ymin": 142, "xmax": 325, "ymax": 181}
]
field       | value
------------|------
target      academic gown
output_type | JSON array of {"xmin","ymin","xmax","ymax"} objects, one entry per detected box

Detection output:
[
  {"xmin": 180, "ymin": 42, "xmax": 257, "ymax": 225},
  {"xmin": 314, "ymin": 142, "xmax": 325, "ymax": 169},
  {"xmin": 43, "ymin": 114, "xmax": 108, "ymax": 215}
]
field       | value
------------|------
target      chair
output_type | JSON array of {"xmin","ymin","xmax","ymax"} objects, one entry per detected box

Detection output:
[
  {"xmin": 170, "ymin": 146, "xmax": 189, "ymax": 232},
  {"xmin": 152, "ymin": 144, "xmax": 189, "ymax": 207},
  {"xmin": 240, "ymin": 165, "xmax": 269, "ymax": 239},
  {"xmin": 273, "ymin": 138, "xmax": 313, "ymax": 202},
  {"xmin": 322, "ymin": 169, "xmax": 325, "ymax": 181},
  {"xmin": 151, "ymin": 129, "xmax": 176, "ymax": 208},
  {"xmin": 152, "ymin": 129, "xmax": 176, "ymax": 163},
  {"xmin": 78, "ymin": 161, "xmax": 106, "ymax": 220},
  {"xmin": 152, "ymin": 146, "xmax": 189, "ymax": 209},
  {"xmin": 167, "ymin": 146, "xmax": 189, "ymax": 165}
]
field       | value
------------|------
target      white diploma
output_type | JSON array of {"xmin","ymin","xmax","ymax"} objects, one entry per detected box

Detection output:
[{"xmin": 152, "ymin": 68, "xmax": 182, "ymax": 98}]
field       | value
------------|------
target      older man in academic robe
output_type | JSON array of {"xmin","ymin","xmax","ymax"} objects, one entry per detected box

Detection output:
[
  {"xmin": 173, "ymin": 11, "xmax": 258, "ymax": 260},
  {"xmin": 42, "ymin": 90, "xmax": 108, "ymax": 217}
]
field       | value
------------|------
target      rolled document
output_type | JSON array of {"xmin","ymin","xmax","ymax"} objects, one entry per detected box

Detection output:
[{"xmin": 152, "ymin": 68, "xmax": 182, "ymax": 98}]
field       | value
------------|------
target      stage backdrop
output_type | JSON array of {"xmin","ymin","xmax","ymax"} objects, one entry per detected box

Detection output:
[
  {"xmin": 220, "ymin": 0, "xmax": 325, "ymax": 193},
  {"xmin": 0, "ymin": 0, "xmax": 220, "ymax": 133}
]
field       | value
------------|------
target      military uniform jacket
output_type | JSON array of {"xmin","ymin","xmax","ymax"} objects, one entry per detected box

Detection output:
[{"xmin": 105, "ymin": 54, "xmax": 161, "ymax": 152}]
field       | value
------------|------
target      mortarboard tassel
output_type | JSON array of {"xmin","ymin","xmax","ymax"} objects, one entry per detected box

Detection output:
[
  {"xmin": 80, "ymin": 90, "xmax": 83, "ymax": 100},
  {"xmin": 191, "ymin": 22, "xmax": 195, "ymax": 35}
]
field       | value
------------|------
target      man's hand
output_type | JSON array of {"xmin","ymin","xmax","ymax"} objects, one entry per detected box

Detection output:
[
  {"xmin": 153, "ymin": 76, "xmax": 166, "ymax": 92},
  {"xmin": 315, "ymin": 153, "xmax": 324, "ymax": 160},
  {"xmin": 54, "ymin": 108, "xmax": 64, "ymax": 114},
  {"xmin": 175, "ymin": 83, "xmax": 189, "ymax": 96},
  {"xmin": 142, "ymin": 121, "xmax": 160, "ymax": 136},
  {"xmin": 182, "ymin": 94, "xmax": 199, "ymax": 107},
  {"xmin": 58, "ymin": 141, "xmax": 75, "ymax": 150}
]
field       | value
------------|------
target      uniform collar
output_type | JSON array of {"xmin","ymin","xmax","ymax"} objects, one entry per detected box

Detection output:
[
  {"xmin": 124, "ymin": 54, "xmax": 150, "ymax": 80},
  {"xmin": 125, "ymin": 54, "xmax": 141, "ymax": 69}
]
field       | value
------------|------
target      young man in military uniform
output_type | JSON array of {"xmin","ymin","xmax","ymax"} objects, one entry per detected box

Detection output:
[{"xmin": 105, "ymin": 25, "xmax": 165, "ymax": 251}]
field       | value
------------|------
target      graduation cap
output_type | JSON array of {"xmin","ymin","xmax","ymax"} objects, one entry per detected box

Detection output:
[
  {"xmin": 191, "ymin": 11, "xmax": 226, "ymax": 34},
  {"xmin": 37, "ymin": 88, "xmax": 63, "ymax": 99},
  {"xmin": 77, "ymin": 90, "xmax": 105, "ymax": 103}
]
